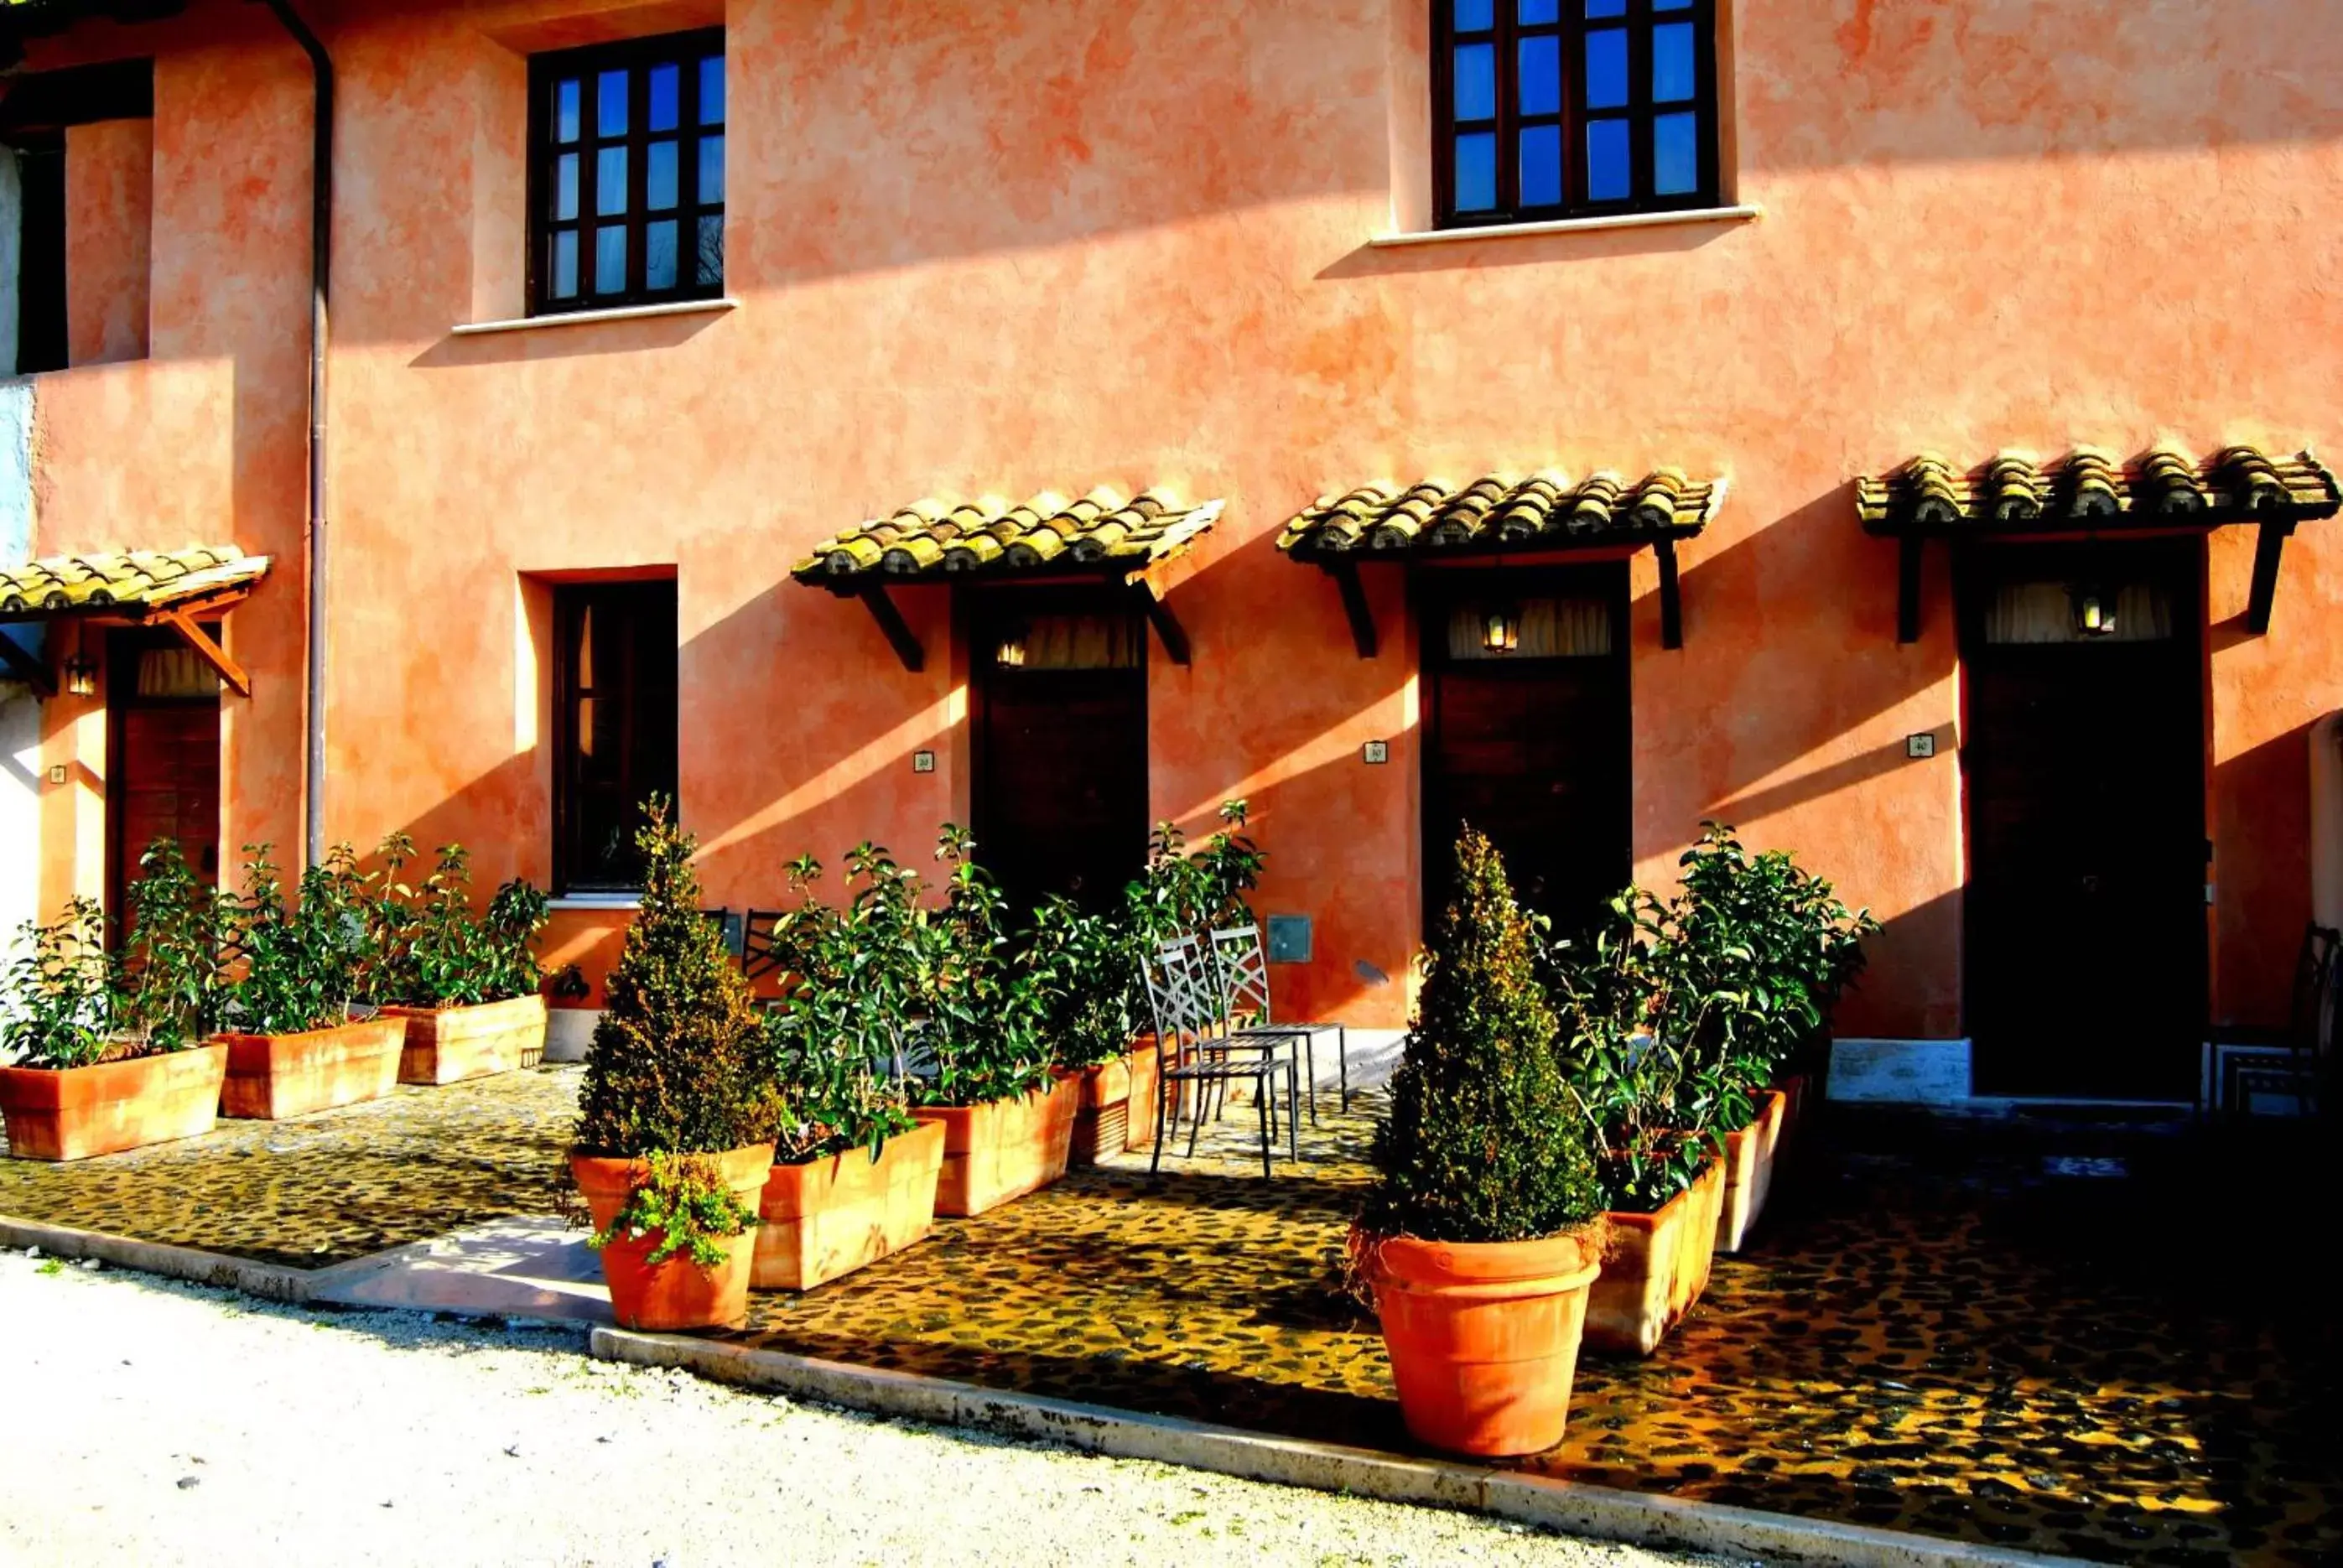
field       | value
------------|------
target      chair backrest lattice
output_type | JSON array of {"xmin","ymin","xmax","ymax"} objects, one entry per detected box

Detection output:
[
  {"xmin": 1142, "ymin": 955, "xmax": 1205, "ymax": 1075},
  {"xmin": 2289, "ymin": 922, "xmax": 2340, "ymax": 1063},
  {"xmin": 741, "ymin": 908, "xmax": 787, "ymax": 979},
  {"xmin": 1158, "ymin": 936, "xmax": 1228, "ymax": 1056},
  {"xmin": 1209, "ymin": 924, "xmax": 1274, "ymax": 1026}
]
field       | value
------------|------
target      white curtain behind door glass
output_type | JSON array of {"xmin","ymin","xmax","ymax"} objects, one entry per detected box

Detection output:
[
  {"xmin": 1446, "ymin": 595, "xmax": 1613, "ymax": 660},
  {"xmin": 1983, "ymin": 580, "xmax": 2174, "ymax": 645},
  {"xmin": 138, "ymin": 646, "xmax": 222, "ymax": 698},
  {"xmin": 1013, "ymin": 612, "xmax": 1142, "ymax": 670}
]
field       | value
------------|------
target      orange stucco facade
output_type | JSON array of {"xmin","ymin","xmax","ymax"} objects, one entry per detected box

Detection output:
[{"xmin": 12, "ymin": 0, "xmax": 2343, "ymax": 1052}]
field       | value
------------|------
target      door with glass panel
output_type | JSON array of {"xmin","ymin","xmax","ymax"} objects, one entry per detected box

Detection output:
[
  {"xmin": 1421, "ymin": 566, "xmax": 1631, "ymax": 937},
  {"xmin": 1960, "ymin": 541, "xmax": 2206, "ymax": 1099},
  {"xmin": 970, "ymin": 588, "xmax": 1149, "ymax": 916},
  {"xmin": 106, "ymin": 628, "xmax": 222, "ymax": 932}
]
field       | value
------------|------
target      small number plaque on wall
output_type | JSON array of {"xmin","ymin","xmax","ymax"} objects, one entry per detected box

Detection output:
[{"xmin": 1267, "ymin": 915, "xmax": 1312, "ymax": 963}]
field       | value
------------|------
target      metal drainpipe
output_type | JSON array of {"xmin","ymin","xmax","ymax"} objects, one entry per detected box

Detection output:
[{"xmin": 260, "ymin": 0, "xmax": 331, "ymax": 870}]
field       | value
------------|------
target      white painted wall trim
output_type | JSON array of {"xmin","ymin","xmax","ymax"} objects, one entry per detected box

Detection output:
[{"xmin": 1371, "ymin": 205, "xmax": 1761, "ymax": 248}]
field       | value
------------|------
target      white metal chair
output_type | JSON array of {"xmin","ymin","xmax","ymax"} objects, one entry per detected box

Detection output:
[
  {"xmin": 1141, "ymin": 956, "xmax": 1293, "ymax": 1177},
  {"xmin": 1208, "ymin": 924, "xmax": 1348, "ymax": 1119}
]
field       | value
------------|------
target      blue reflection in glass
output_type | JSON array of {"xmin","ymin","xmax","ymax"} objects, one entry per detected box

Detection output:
[
  {"xmin": 649, "ymin": 64, "xmax": 680, "ymax": 132},
  {"xmin": 596, "ymin": 147, "xmax": 627, "ymax": 215},
  {"xmin": 1519, "ymin": 0, "xmax": 1559, "ymax": 20},
  {"xmin": 698, "ymin": 134, "xmax": 725, "ymax": 205},
  {"xmin": 647, "ymin": 141, "xmax": 678, "ymax": 210},
  {"xmin": 1654, "ymin": 0, "xmax": 1691, "ymax": 8},
  {"xmin": 1519, "ymin": 34, "xmax": 1560, "ymax": 116},
  {"xmin": 1455, "ymin": 0, "xmax": 1494, "ymax": 29},
  {"xmin": 555, "ymin": 80, "xmax": 580, "ymax": 143},
  {"xmin": 1655, "ymin": 112, "xmax": 1700, "ymax": 194},
  {"xmin": 1585, "ymin": 0, "xmax": 1625, "ymax": 16},
  {"xmin": 696, "ymin": 215, "xmax": 724, "ymax": 286},
  {"xmin": 1654, "ymin": 23, "xmax": 1696, "ymax": 102},
  {"xmin": 646, "ymin": 221, "xmax": 678, "ymax": 290},
  {"xmin": 1520, "ymin": 124, "xmax": 1561, "ymax": 207},
  {"xmin": 554, "ymin": 153, "xmax": 578, "ymax": 220},
  {"xmin": 1453, "ymin": 43, "xmax": 1496, "ymax": 120},
  {"xmin": 1584, "ymin": 29, "xmax": 1627, "ymax": 108},
  {"xmin": 597, "ymin": 70, "xmax": 627, "ymax": 137},
  {"xmin": 595, "ymin": 225, "xmax": 626, "ymax": 293},
  {"xmin": 552, "ymin": 231, "xmax": 578, "ymax": 298},
  {"xmin": 1587, "ymin": 119, "xmax": 1630, "ymax": 200},
  {"xmin": 1455, "ymin": 131, "xmax": 1498, "ymax": 210},
  {"xmin": 699, "ymin": 55, "xmax": 725, "ymax": 124}
]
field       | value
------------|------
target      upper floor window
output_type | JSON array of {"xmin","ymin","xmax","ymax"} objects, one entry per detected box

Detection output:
[
  {"xmin": 1436, "ymin": 0, "xmax": 1717, "ymax": 227},
  {"xmin": 527, "ymin": 31, "xmax": 725, "ymax": 315}
]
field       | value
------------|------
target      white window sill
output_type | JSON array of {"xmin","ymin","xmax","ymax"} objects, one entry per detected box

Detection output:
[
  {"xmin": 451, "ymin": 298, "xmax": 740, "ymax": 337},
  {"xmin": 548, "ymin": 894, "xmax": 643, "ymax": 911},
  {"xmin": 1370, "ymin": 205, "xmax": 1761, "ymax": 249}
]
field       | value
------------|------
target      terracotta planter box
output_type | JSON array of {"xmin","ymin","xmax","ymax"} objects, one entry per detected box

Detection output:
[
  {"xmin": 1586, "ymin": 1155, "xmax": 1725, "ymax": 1357},
  {"xmin": 384, "ymin": 994, "xmax": 546, "ymax": 1085},
  {"xmin": 1125, "ymin": 1036, "xmax": 1161, "ymax": 1152},
  {"xmin": 1776, "ymin": 1072, "xmax": 1811, "ymax": 1155},
  {"xmin": 1068, "ymin": 1056, "xmax": 1133, "ymax": 1167},
  {"xmin": 1368, "ymin": 1227, "xmax": 1603, "ymax": 1457},
  {"xmin": 217, "ymin": 1015, "xmax": 406, "ymax": 1119},
  {"xmin": 912, "ymin": 1074, "xmax": 1080, "ymax": 1217},
  {"xmin": 1714, "ymin": 1089, "xmax": 1790, "ymax": 1254},
  {"xmin": 753, "ymin": 1120, "xmax": 946, "ymax": 1290},
  {"xmin": 569, "ymin": 1142, "xmax": 773, "ymax": 1330},
  {"xmin": 0, "ymin": 1043, "xmax": 228, "ymax": 1162}
]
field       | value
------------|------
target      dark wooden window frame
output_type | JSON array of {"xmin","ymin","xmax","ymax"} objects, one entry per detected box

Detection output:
[
  {"xmin": 551, "ymin": 579, "xmax": 680, "ymax": 895},
  {"xmin": 1433, "ymin": 0, "xmax": 1720, "ymax": 228},
  {"xmin": 525, "ymin": 29, "xmax": 725, "ymax": 316}
]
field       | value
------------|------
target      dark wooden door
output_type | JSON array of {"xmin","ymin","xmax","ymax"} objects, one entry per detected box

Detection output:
[
  {"xmin": 971, "ymin": 589, "xmax": 1149, "ymax": 916},
  {"xmin": 1422, "ymin": 568, "xmax": 1630, "ymax": 937},
  {"xmin": 1961, "ymin": 543, "xmax": 2205, "ymax": 1099},
  {"xmin": 107, "ymin": 631, "xmax": 222, "ymax": 927}
]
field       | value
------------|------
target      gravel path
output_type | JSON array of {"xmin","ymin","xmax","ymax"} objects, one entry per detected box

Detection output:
[{"xmin": 0, "ymin": 1250, "xmax": 1720, "ymax": 1568}]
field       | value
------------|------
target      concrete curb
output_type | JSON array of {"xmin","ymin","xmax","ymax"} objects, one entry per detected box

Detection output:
[
  {"xmin": 590, "ymin": 1327, "xmax": 2084, "ymax": 1568},
  {"xmin": 0, "ymin": 1214, "xmax": 315, "ymax": 1304}
]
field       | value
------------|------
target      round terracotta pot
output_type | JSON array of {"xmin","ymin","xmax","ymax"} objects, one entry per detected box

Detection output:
[
  {"xmin": 1364, "ymin": 1226, "xmax": 1603, "ymax": 1457},
  {"xmin": 569, "ymin": 1143, "xmax": 774, "ymax": 1332},
  {"xmin": 569, "ymin": 1142, "xmax": 777, "ymax": 1233}
]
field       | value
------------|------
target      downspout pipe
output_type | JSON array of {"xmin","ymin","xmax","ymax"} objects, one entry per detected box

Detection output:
[{"xmin": 260, "ymin": 0, "xmax": 330, "ymax": 870}]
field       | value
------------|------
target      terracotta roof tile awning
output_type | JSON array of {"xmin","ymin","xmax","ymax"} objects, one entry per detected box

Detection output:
[
  {"xmin": 0, "ymin": 547, "xmax": 268, "ymax": 698},
  {"xmin": 792, "ymin": 491, "xmax": 1224, "ymax": 589},
  {"xmin": 1277, "ymin": 470, "xmax": 1721, "ymax": 559},
  {"xmin": 1856, "ymin": 446, "xmax": 2339, "ymax": 537},
  {"xmin": 0, "ymin": 546, "xmax": 268, "ymax": 620},
  {"xmin": 1857, "ymin": 445, "xmax": 2338, "ymax": 642},
  {"xmin": 1279, "ymin": 470, "xmax": 1722, "ymax": 655}
]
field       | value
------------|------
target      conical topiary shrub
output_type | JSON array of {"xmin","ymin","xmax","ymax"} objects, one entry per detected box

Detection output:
[
  {"xmin": 1358, "ymin": 826, "xmax": 1606, "ymax": 1458},
  {"xmin": 570, "ymin": 799, "xmax": 777, "ymax": 1332},
  {"xmin": 1364, "ymin": 826, "xmax": 1602, "ymax": 1244},
  {"xmin": 573, "ymin": 798, "xmax": 778, "ymax": 1160}
]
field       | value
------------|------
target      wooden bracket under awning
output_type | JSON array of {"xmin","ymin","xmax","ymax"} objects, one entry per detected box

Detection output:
[
  {"xmin": 152, "ymin": 602, "xmax": 252, "ymax": 697},
  {"xmin": 0, "ymin": 631, "xmax": 55, "ymax": 697},
  {"xmin": 855, "ymin": 583, "xmax": 925, "ymax": 673}
]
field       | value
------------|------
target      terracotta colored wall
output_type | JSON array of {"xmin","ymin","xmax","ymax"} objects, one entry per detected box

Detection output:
[
  {"xmin": 63, "ymin": 117, "xmax": 153, "ymax": 368},
  {"xmin": 22, "ymin": 0, "xmax": 2343, "ymax": 1044}
]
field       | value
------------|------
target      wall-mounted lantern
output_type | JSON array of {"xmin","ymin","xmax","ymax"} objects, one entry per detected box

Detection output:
[
  {"xmin": 1481, "ymin": 603, "xmax": 1521, "ymax": 655},
  {"xmin": 994, "ymin": 622, "xmax": 1029, "ymax": 668},
  {"xmin": 61, "ymin": 652, "xmax": 98, "ymax": 698},
  {"xmin": 2069, "ymin": 584, "xmax": 2115, "ymax": 638}
]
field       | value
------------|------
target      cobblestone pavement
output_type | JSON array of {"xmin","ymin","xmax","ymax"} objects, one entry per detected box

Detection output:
[{"xmin": 3, "ymin": 1067, "xmax": 2335, "ymax": 1564}]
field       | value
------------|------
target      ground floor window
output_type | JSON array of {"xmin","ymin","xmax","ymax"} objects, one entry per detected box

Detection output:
[
  {"xmin": 553, "ymin": 579, "xmax": 678, "ymax": 893},
  {"xmin": 969, "ymin": 586, "xmax": 1148, "ymax": 916}
]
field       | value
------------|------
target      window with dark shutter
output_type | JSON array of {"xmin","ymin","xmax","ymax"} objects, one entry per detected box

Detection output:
[
  {"xmin": 527, "ymin": 31, "xmax": 725, "ymax": 315},
  {"xmin": 1436, "ymin": 0, "xmax": 1718, "ymax": 227}
]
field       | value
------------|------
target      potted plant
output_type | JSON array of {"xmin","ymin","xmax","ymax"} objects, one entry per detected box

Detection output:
[
  {"xmin": 910, "ymin": 827, "xmax": 1074, "ymax": 1217},
  {"xmin": 752, "ymin": 850, "xmax": 944, "ymax": 1290},
  {"xmin": 0, "ymin": 870, "xmax": 231, "ymax": 1160},
  {"xmin": 1546, "ymin": 889, "xmax": 1727, "ymax": 1358},
  {"xmin": 1650, "ymin": 826, "xmax": 1875, "ymax": 1253},
  {"xmin": 206, "ymin": 842, "xmax": 406, "ymax": 1119},
  {"xmin": 570, "ymin": 799, "xmax": 778, "ymax": 1331},
  {"xmin": 1354, "ymin": 828, "xmax": 1607, "ymax": 1458},
  {"xmin": 1021, "ymin": 893, "xmax": 1146, "ymax": 1166},
  {"xmin": 369, "ymin": 838, "xmax": 551, "ymax": 1084}
]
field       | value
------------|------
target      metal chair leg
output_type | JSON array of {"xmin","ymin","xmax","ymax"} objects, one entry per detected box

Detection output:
[
  {"xmin": 1338, "ymin": 1025, "xmax": 1348, "ymax": 1112},
  {"xmin": 1303, "ymin": 1030, "xmax": 1318, "ymax": 1126},
  {"xmin": 1286, "ymin": 1060, "xmax": 1300, "ymax": 1164},
  {"xmin": 1256, "ymin": 1078, "xmax": 1272, "ymax": 1179},
  {"xmin": 1151, "ymin": 1066, "xmax": 1171, "ymax": 1176}
]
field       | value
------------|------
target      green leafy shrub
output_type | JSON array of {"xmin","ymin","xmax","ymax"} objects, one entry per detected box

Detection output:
[
  {"xmin": 588, "ymin": 1150, "xmax": 760, "ymax": 1268},
  {"xmin": 0, "ymin": 899, "xmax": 126, "ymax": 1069},
  {"xmin": 1120, "ymin": 800, "xmax": 1264, "ymax": 953},
  {"xmin": 1021, "ymin": 894, "xmax": 1142, "ymax": 1070},
  {"xmin": 920, "ymin": 825, "xmax": 1051, "ymax": 1107},
  {"xmin": 761, "ymin": 850, "xmax": 920, "ymax": 1163},
  {"xmin": 221, "ymin": 844, "xmax": 374, "ymax": 1036},
  {"xmin": 364, "ymin": 836, "xmax": 548, "ymax": 1008},
  {"xmin": 1361, "ymin": 828, "xmax": 1602, "ymax": 1245},
  {"xmin": 573, "ymin": 798, "xmax": 780, "ymax": 1157},
  {"xmin": 121, "ymin": 837, "xmax": 236, "ymax": 1050}
]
